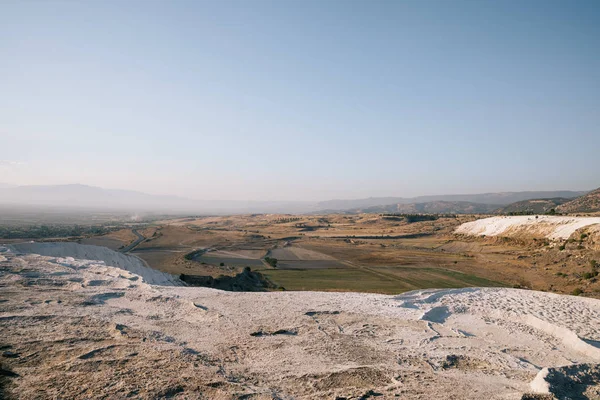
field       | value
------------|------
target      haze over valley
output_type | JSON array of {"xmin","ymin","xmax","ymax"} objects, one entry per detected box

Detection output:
[{"xmin": 0, "ymin": 183, "xmax": 590, "ymax": 215}]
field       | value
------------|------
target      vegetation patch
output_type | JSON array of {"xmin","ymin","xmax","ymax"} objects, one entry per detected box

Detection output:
[
  {"xmin": 381, "ymin": 213, "xmax": 446, "ymax": 223},
  {"xmin": 184, "ymin": 249, "xmax": 206, "ymax": 260},
  {"xmin": 180, "ymin": 267, "xmax": 280, "ymax": 292},
  {"xmin": 0, "ymin": 224, "xmax": 115, "ymax": 239},
  {"xmin": 264, "ymin": 256, "xmax": 278, "ymax": 268}
]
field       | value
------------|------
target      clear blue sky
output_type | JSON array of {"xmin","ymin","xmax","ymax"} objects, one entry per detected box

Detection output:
[{"xmin": 1, "ymin": 0, "xmax": 599, "ymax": 201}]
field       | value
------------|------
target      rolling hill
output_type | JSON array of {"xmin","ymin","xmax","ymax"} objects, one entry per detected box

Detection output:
[
  {"xmin": 495, "ymin": 198, "xmax": 570, "ymax": 215},
  {"xmin": 556, "ymin": 187, "xmax": 600, "ymax": 213},
  {"xmin": 355, "ymin": 201, "xmax": 499, "ymax": 214},
  {"xmin": 317, "ymin": 190, "xmax": 587, "ymax": 210}
]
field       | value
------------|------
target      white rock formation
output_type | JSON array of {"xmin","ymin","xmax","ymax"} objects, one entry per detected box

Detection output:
[{"xmin": 455, "ymin": 215, "xmax": 600, "ymax": 240}]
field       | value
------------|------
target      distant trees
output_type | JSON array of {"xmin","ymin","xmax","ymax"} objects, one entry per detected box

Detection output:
[
  {"xmin": 184, "ymin": 249, "xmax": 206, "ymax": 260},
  {"xmin": 404, "ymin": 214, "xmax": 439, "ymax": 223},
  {"xmin": 583, "ymin": 271, "xmax": 598, "ymax": 280},
  {"xmin": 507, "ymin": 211, "xmax": 535, "ymax": 216},
  {"xmin": 504, "ymin": 208, "xmax": 559, "ymax": 216},
  {"xmin": 0, "ymin": 224, "xmax": 113, "ymax": 239},
  {"xmin": 381, "ymin": 214, "xmax": 447, "ymax": 223},
  {"xmin": 381, "ymin": 216, "xmax": 404, "ymax": 221},
  {"xmin": 274, "ymin": 217, "xmax": 301, "ymax": 224},
  {"xmin": 584, "ymin": 260, "xmax": 599, "ymax": 280}
]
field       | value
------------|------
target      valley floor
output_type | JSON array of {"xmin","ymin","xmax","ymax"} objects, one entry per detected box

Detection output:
[{"xmin": 107, "ymin": 214, "xmax": 600, "ymax": 298}]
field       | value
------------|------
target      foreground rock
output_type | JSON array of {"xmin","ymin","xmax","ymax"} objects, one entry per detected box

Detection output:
[
  {"xmin": 7, "ymin": 242, "xmax": 183, "ymax": 286},
  {"xmin": 1, "ymin": 244, "xmax": 600, "ymax": 399}
]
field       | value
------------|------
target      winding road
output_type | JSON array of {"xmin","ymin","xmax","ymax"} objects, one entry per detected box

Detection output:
[{"xmin": 119, "ymin": 229, "xmax": 146, "ymax": 253}]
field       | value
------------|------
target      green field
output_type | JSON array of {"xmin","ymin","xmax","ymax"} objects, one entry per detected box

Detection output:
[{"xmin": 259, "ymin": 265, "xmax": 505, "ymax": 294}]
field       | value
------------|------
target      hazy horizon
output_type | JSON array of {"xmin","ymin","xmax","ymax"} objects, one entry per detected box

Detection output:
[
  {"xmin": 0, "ymin": 181, "xmax": 592, "ymax": 205},
  {"xmin": 2, "ymin": 0, "xmax": 599, "ymax": 201}
]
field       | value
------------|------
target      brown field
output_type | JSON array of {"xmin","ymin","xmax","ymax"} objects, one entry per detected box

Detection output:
[
  {"xmin": 79, "ymin": 228, "xmax": 139, "ymax": 250},
  {"xmin": 79, "ymin": 236, "xmax": 124, "ymax": 250},
  {"xmin": 270, "ymin": 247, "xmax": 336, "ymax": 260}
]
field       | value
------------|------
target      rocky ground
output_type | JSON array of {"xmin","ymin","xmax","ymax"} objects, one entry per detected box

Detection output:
[{"xmin": 1, "ymin": 243, "xmax": 600, "ymax": 399}]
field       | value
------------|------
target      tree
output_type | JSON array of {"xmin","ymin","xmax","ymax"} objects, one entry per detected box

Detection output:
[{"xmin": 264, "ymin": 257, "xmax": 278, "ymax": 268}]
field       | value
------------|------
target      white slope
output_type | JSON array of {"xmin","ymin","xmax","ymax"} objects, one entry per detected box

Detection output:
[
  {"xmin": 455, "ymin": 215, "xmax": 600, "ymax": 240},
  {"xmin": 1, "ymin": 243, "xmax": 599, "ymax": 399},
  {"xmin": 6, "ymin": 242, "xmax": 183, "ymax": 286}
]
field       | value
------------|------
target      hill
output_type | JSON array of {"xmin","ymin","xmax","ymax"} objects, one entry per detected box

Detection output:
[
  {"xmin": 557, "ymin": 187, "xmax": 600, "ymax": 214},
  {"xmin": 495, "ymin": 198, "xmax": 570, "ymax": 215},
  {"xmin": 318, "ymin": 190, "xmax": 587, "ymax": 210},
  {"xmin": 357, "ymin": 201, "xmax": 498, "ymax": 214}
]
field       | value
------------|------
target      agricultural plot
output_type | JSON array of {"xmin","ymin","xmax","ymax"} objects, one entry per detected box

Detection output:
[
  {"xmin": 270, "ymin": 246, "xmax": 336, "ymax": 260},
  {"xmin": 259, "ymin": 264, "xmax": 504, "ymax": 294},
  {"xmin": 259, "ymin": 268, "xmax": 408, "ymax": 293},
  {"xmin": 276, "ymin": 260, "xmax": 347, "ymax": 270}
]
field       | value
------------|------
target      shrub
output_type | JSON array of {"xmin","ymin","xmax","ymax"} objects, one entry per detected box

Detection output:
[
  {"xmin": 220, "ymin": 262, "xmax": 225, "ymax": 266},
  {"xmin": 264, "ymin": 257, "xmax": 278, "ymax": 268},
  {"xmin": 514, "ymin": 278, "xmax": 532, "ymax": 289},
  {"xmin": 558, "ymin": 244, "xmax": 566, "ymax": 251},
  {"xmin": 184, "ymin": 249, "xmax": 205, "ymax": 260},
  {"xmin": 583, "ymin": 270, "xmax": 598, "ymax": 280},
  {"xmin": 571, "ymin": 288, "xmax": 583, "ymax": 296}
]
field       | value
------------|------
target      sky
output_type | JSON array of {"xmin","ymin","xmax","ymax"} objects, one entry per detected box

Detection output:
[{"xmin": 1, "ymin": 0, "xmax": 599, "ymax": 201}]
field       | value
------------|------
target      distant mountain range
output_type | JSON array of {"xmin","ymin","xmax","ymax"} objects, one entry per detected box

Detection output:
[
  {"xmin": 317, "ymin": 191, "xmax": 587, "ymax": 211},
  {"xmin": 0, "ymin": 184, "xmax": 592, "ymax": 215},
  {"xmin": 0, "ymin": 184, "xmax": 314, "ymax": 214},
  {"xmin": 348, "ymin": 190, "xmax": 600, "ymax": 216}
]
